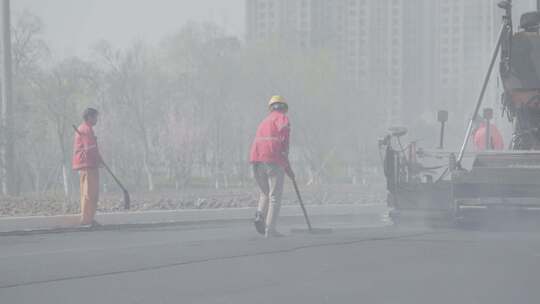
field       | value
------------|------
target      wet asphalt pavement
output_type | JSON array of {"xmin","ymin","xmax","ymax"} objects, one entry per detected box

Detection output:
[{"xmin": 1, "ymin": 213, "xmax": 540, "ymax": 304}]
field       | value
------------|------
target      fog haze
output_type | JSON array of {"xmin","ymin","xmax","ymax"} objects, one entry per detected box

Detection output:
[{"xmin": 13, "ymin": 0, "xmax": 245, "ymax": 58}]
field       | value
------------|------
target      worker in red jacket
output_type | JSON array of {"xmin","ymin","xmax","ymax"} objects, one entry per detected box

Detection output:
[
  {"xmin": 249, "ymin": 95, "xmax": 293, "ymax": 238},
  {"xmin": 473, "ymin": 121, "xmax": 505, "ymax": 151},
  {"xmin": 73, "ymin": 108, "xmax": 102, "ymax": 227}
]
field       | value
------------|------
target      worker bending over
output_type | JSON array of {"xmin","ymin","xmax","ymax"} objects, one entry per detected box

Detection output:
[{"xmin": 249, "ymin": 96, "xmax": 294, "ymax": 238}]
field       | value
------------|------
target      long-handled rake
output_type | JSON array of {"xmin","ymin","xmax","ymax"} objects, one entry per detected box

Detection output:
[{"xmin": 289, "ymin": 174, "xmax": 333, "ymax": 234}]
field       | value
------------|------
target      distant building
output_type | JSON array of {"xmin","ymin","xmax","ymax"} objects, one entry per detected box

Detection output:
[
  {"xmin": 401, "ymin": 0, "xmax": 501, "ymax": 125},
  {"xmin": 246, "ymin": 0, "xmax": 314, "ymax": 48},
  {"xmin": 245, "ymin": 0, "xmax": 510, "ymax": 126}
]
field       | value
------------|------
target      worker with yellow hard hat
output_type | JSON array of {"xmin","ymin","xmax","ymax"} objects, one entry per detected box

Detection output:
[
  {"xmin": 249, "ymin": 95, "xmax": 293, "ymax": 238},
  {"xmin": 268, "ymin": 95, "xmax": 287, "ymax": 108}
]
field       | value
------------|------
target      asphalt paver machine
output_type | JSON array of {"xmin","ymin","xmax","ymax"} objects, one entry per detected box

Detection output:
[{"xmin": 380, "ymin": 0, "xmax": 540, "ymax": 225}]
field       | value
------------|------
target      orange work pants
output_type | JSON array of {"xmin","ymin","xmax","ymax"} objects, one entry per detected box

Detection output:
[{"xmin": 79, "ymin": 168, "xmax": 99, "ymax": 225}]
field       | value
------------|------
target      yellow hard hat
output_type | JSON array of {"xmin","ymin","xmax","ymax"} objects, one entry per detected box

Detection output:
[{"xmin": 268, "ymin": 95, "xmax": 287, "ymax": 107}]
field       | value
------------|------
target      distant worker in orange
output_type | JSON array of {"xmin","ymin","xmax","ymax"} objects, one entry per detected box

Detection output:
[
  {"xmin": 472, "ymin": 110, "xmax": 505, "ymax": 151},
  {"xmin": 249, "ymin": 96, "xmax": 294, "ymax": 238},
  {"xmin": 73, "ymin": 108, "xmax": 102, "ymax": 228}
]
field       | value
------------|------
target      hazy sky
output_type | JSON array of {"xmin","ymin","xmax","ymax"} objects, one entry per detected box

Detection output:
[
  {"xmin": 12, "ymin": 0, "xmax": 538, "ymax": 60},
  {"xmin": 12, "ymin": 0, "xmax": 245, "ymax": 59}
]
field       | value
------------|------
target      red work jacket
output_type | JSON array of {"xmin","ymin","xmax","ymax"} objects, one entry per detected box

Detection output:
[
  {"xmin": 473, "ymin": 123, "xmax": 504, "ymax": 151},
  {"xmin": 72, "ymin": 122, "xmax": 101, "ymax": 170},
  {"xmin": 249, "ymin": 111, "xmax": 290, "ymax": 168}
]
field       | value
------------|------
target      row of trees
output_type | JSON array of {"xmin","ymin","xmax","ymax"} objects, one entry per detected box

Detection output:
[{"xmin": 3, "ymin": 13, "xmax": 386, "ymax": 199}]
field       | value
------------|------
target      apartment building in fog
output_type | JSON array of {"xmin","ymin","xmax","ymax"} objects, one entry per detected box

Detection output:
[{"xmin": 246, "ymin": 0, "xmax": 506, "ymax": 125}]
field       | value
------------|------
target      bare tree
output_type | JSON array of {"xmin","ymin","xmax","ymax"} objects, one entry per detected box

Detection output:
[
  {"xmin": 94, "ymin": 41, "xmax": 168, "ymax": 191},
  {"xmin": 9, "ymin": 11, "xmax": 50, "ymax": 194}
]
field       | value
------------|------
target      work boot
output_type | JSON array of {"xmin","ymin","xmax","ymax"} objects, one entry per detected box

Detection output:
[
  {"xmin": 264, "ymin": 228, "xmax": 285, "ymax": 238},
  {"xmin": 79, "ymin": 223, "xmax": 92, "ymax": 229},
  {"xmin": 79, "ymin": 220, "xmax": 101, "ymax": 230},
  {"xmin": 91, "ymin": 220, "xmax": 102, "ymax": 228},
  {"xmin": 253, "ymin": 211, "xmax": 266, "ymax": 235}
]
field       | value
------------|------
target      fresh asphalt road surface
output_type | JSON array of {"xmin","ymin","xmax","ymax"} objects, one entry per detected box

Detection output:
[{"xmin": 1, "ymin": 213, "xmax": 540, "ymax": 304}]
